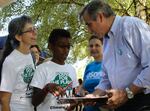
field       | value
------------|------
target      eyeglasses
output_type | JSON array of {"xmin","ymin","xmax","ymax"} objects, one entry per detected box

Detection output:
[{"xmin": 21, "ymin": 26, "xmax": 37, "ymax": 34}]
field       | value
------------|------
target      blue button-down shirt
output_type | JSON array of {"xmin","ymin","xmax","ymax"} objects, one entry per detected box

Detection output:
[{"xmin": 96, "ymin": 16, "xmax": 150, "ymax": 94}]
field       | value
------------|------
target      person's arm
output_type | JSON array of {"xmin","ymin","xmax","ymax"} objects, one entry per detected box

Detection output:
[
  {"xmin": 123, "ymin": 18, "xmax": 150, "ymax": 94},
  {"xmin": 31, "ymin": 65, "xmax": 49, "ymax": 106},
  {"xmin": 32, "ymin": 87, "xmax": 47, "ymax": 107},
  {"xmin": 0, "ymin": 92, "xmax": 11, "ymax": 111}
]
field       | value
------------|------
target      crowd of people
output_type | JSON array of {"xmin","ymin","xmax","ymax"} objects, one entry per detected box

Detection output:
[{"xmin": 0, "ymin": 0, "xmax": 150, "ymax": 111}]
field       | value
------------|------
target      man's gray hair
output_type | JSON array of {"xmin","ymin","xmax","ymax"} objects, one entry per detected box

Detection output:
[{"xmin": 79, "ymin": 0, "xmax": 115, "ymax": 21}]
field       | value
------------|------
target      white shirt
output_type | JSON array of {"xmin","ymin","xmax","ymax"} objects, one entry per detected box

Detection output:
[
  {"xmin": 0, "ymin": 49, "xmax": 35, "ymax": 110},
  {"xmin": 30, "ymin": 61, "xmax": 78, "ymax": 111}
]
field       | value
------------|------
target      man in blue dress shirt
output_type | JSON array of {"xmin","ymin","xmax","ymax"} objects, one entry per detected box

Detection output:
[{"xmin": 79, "ymin": 0, "xmax": 150, "ymax": 111}]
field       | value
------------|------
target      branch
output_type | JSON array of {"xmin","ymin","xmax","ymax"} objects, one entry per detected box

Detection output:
[
  {"xmin": 114, "ymin": 0, "xmax": 130, "ymax": 15},
  {"xmin": 122, "ymin": 1, "xmax": 134, "ymax": 16},
  {"xmin": 138, "ymin": 0, "xmax": 146, "ymax": 7},
  {"xmin": 136, "ymin": 0, "xmax": 150, "ymax": 11}
]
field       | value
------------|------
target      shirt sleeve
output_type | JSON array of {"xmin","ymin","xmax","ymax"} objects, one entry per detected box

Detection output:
[
  {"xmin": 124, "ymin": 18, "xmax": 150, "ymax": 93},
  {"xmin": 95, "ymin": 64, "xmax": 111, "ymax": 90},
  {"xmin": 0, "ymin": 59, "xmax": 17, "ymax": 93},
  {"xmin": 30, "ymin": 65, "xmax": 47, "ymax": 89}
]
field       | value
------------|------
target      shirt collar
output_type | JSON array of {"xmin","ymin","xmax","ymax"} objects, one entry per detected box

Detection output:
[{"xmin": 107, "ymin": 15, "xmax": 121, "ymax": 38}]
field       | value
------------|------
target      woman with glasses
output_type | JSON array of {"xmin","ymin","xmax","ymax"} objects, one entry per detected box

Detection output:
[
  {"xmin": 0, "ymin": 15, "xmax": 37, "ymax": 111},
  {"xmin": 82, "ymin": 35, "xmax": 103, "ymax": 111}
]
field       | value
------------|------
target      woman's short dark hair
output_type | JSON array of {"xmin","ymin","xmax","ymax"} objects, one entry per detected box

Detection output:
[{"xmin": 48, "ymin": 28, "xmax": 71, "ymax": 45}]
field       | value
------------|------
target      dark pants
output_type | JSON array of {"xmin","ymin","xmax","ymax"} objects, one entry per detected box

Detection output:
[{"xmin": 115, "ymin": 93, "xmax": 150, "ymax": 111}]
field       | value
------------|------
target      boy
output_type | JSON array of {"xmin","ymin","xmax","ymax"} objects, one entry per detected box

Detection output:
[{"xmin": 30, "ymin": 29, "xmax": 78, "ymax": 111}]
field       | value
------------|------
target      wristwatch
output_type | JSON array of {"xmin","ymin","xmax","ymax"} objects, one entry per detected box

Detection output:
[{"xmin": 125, "ymin": 87, "xmax": 134, "ymax": 99}]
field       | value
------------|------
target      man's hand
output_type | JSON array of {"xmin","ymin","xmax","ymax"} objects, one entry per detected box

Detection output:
[{"xmin": 105, "ymin": 89, "xmax": 128, "ymax": 109}]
